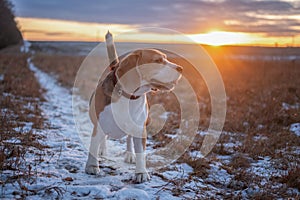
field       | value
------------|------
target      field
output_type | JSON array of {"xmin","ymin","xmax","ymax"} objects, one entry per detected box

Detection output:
[
  {"xmin": 1, "ymin": 41, "xmax": 300, "ymax": 199},
  {"xmin": 0, "ymin": 45, "xmax": 49, "ymax": 197}
]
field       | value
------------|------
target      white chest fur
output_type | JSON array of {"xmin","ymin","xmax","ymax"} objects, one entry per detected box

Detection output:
[{"xmin": 98, "ymin": 95, "xmax": 148, "ymax": 139}]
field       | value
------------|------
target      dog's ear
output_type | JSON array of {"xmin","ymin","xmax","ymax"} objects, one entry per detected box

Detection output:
[
  {"xmin": 115, "ymin": 50, "xmax": 144, "ymax": 94},
  {"xmin": 116, "ymin": 50, "xmax": 142, "ymax": 78}
]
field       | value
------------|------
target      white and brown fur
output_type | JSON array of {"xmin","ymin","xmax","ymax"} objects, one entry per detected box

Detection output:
[{"xmin": 85, "ymin": 31, "xmax": 183, "ymax": 183}]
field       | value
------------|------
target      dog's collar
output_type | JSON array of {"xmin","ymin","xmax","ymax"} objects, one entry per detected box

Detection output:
[
  {"xmin": 112, "ymin": 68, "xmax": 141, "ymax": 100},
  {"xmin": 117, "ymin": 86, "xmax": 141, "ymax": 100}
]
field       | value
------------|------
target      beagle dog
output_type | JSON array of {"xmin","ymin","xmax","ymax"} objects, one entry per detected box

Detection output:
[{"xmin": 85, "ymin": 33, "xmax": 183, "ymax": 183}]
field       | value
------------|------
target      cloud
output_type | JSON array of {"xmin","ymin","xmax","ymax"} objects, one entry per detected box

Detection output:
[{"xmin": 11, "ymin": 0, "xmax": 300, "ymax": 36}]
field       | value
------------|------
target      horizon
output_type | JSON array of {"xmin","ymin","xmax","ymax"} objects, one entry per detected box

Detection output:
[
  {"xmin": 27, "ymin": 39, "xmax": 300, "ymax": 48},
  {"xmin": 12, "ymin": 1, "xmax": 300, "ymax": 47}
]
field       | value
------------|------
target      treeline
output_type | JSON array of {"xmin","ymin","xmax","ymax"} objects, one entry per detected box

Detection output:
[{"xmin": 0, "ymin": 0, "xmax": 23, "ymax": 49}]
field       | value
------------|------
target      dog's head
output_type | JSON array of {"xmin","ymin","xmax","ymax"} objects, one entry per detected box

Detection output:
[{"xmin": 116, "ymin": 49, "xmax": 183, "ymax": 95}]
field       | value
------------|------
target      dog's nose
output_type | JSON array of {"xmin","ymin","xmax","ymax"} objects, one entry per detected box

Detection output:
[{"xmin": 176, "ymin": 66, "xmax": 183, "ymax": 73}]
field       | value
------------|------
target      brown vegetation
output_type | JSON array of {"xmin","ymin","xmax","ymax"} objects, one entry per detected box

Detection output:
[
  {"xmin": 32, "ymin": 54, "xmax": 85, "ymax": 88},
  {"xmin": 29, "ymin": 43, "xmax": 300, "ymax": 197},
  {"xmin": 0, "ymin": 48, "xmax": 48, "ymax": 197}
]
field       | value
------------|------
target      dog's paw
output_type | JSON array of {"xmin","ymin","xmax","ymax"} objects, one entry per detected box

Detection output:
[
  {"xmin": 85, "ymin": 165, "xmax": 100, "ymax": 175},
  {"xmin": 124, "ymin": 151, "xmax": 135, "ymax": 163},
  {"xmin": 134, "ymin": 172, "xmax": 150, "ymax": 183}
]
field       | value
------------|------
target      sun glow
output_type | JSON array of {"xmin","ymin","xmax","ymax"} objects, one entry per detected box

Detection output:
[
  {"xmin": 15, "ymin": 17, "xmax": 300, "ymax": 46},
  {"xmin": 189, "ymin": 31, "xmax": 255, "ymax": 46},
  {"xmin": 16, "ymin": 17, "xmax": 137, "ymax": 41}
]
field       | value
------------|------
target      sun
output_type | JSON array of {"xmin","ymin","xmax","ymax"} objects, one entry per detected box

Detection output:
[{"xmin": 189, "ymin": 31, "xmax": 253, "ymax": 46}]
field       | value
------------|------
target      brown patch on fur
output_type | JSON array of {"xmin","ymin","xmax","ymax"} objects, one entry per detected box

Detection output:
[
  {"xmin": 116, "ymin": 51, "xmax": 140, "ymax": 79},
  {"xmin": 90, "ymin": 71, "xmax": 117, "ymax": 136}
]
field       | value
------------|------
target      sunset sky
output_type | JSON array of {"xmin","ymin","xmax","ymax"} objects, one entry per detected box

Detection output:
[{"xmin": 11, "ymin": 0, "xmax": 300, "ymax": 46}]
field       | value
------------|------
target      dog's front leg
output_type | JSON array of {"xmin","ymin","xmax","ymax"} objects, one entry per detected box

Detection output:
[
  {"xmin": 85, "ymin": 125, "xmax": 105, "ymax": 175},
  {"xmin": 133, "ymin": 136, "xmax": 150, "ymax": 183}
]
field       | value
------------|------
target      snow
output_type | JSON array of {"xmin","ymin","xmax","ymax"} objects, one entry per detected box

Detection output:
[
  {"xmin": 13, "ymin": 122, "xmax": 33, "ymax": 132},
  {"xmin": 162, "ymin": 163, "xmax": 193, "ymax": 180},
  {"xmin": 207, "ymin": 162, "xmax": 233, "ymax": 186},
  {"xmin": 282, "ymin": 102, "xmax": 300, "ymax": 111},
  {"xmin": 189, "ymin": 150, "xmax": 204, "ymax": 159},
  {"xmin": 246, "ymin": 156, "xmax": 287, "ymax": 189},
  {"xmin": 114, "ymin": 188, "xmax": 150, "ymax": 200},
  {"xmin": 289, "ymin": 123, "xmax": 300, "ymax": 137},
  {"xmin": 2, "ymin": 41, "xmax": 298, "ymax": 199},
  {"xmin": 0, "ymin": 42, "xmax": 196, "ymax": 199},
  {"xmin": 2, "ymin": 138, "xmax": 22, "ymax": 144},
  {"xmin": 253, "ymin": 135, "xmax": 268, "ymax": 141},
  {"xmin": 20, "ymin": 40, "xmax": 31, "ymax": 53},
  {"xmin": 227, "ymin": 54, "xmax": 300, "ymax": 61}
]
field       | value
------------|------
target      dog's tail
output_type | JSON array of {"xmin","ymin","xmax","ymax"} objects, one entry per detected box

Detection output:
[{"xmin": 105, "ymin": 30, "xmax": 119, "ymax": 65}]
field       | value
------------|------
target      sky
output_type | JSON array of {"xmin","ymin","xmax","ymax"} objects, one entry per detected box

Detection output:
[{"xmin": 11, "ymin": 0, "xmax": 300, "ymax": 46}]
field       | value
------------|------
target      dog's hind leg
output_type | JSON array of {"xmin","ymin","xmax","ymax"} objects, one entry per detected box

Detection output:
[
  {"xmin": 85, "ymin": 125, "xmax": 105, "ymax": 175},
  {"xmin": 124, "ymin": 135, "xmax": 135, "ymax": 163}
]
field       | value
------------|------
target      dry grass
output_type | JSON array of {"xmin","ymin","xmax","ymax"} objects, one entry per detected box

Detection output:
[
  {"xmin": 29, "ymin": 43, "xmax": 300, "ymax": 197},
  {"xmin": 217, "ymin": 59, "xmax": 300, "ymax": 133},
  {"xmin": 0, "ymin": 48, "xmax": 48, "ymax": 197},
  {"xmin": 30, "ymin": 45, "xmax": 300, "ymax": 134},
  {"xmin": 32, "ymin": 54, "xmax": 85, "ymax": 88},
  {"xmin": 280, "ymin": 165, "xmax": 300, "ymax": 191}
]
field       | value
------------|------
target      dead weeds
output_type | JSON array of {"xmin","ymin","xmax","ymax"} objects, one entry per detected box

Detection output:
[
  {"xmin": 28, "ymin": 43, "xmax": 300, "ymax": 197},
  {"xmin": 0, "ymin": 51, "xmax": 49, "ymax": 197}
]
